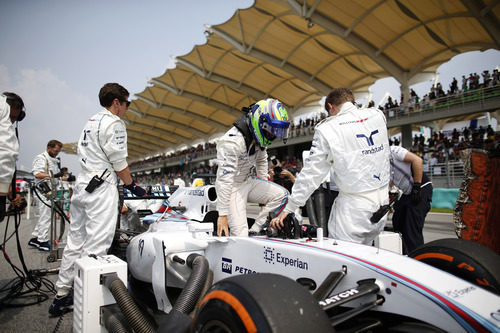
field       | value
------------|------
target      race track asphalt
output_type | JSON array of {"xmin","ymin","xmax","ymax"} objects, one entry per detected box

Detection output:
[{"xmin": 0, "ymin": 213, "xmax": 72, "ymax": 333}]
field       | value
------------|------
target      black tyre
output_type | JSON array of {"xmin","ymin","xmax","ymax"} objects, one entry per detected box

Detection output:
[
  {"xmin": 409, "ymin": 238, "xmax": 500, "ymax": 294},
  {"xmin": 192, "ymin": 273, "xmax": 332, "ymax": 333}
]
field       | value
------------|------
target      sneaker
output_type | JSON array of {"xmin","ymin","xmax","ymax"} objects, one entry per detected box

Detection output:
[
  {"xmin": 49, "ymin": 293, "xmax": 73, "ymax": 316},
  {"xmin": 28, "ymin": 237, "xmax": 40, "ymax": 248},
  {"xmin": 38, "ymin": 241, "xmax": 50, "ymax": 252}
]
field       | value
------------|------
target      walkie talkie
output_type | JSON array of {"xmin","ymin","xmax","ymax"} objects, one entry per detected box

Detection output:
[{"xmin": 85, "ymin": 169, "xmax": 109, "ymax": 193}]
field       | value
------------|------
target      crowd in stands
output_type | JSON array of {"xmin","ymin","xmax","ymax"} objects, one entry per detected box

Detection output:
[
  {"xmin": 130, "ymin": 142, "xmax": 217, "ymax": 169},
  {"xmin": 406, "ymin": 124, "xmax": 499, "ymax": 164},
  {"xmin": 380, "ymin": 67, "xmax": 500, "ymax": 116},
  {"xmin": 129, "ymin": 67, "xmax": 500, "ymax": 186},
  {"xmin": 131, "ymin": 124, "xmax": 499, "ymax": 187},
  {"xmin": 134, "ymin": 164, "xmax": 218, "ymax": 188}
]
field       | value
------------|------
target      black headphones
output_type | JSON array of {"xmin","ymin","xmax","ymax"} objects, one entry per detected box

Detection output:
[
  {"xmin": 3, "ymin": 94, "xmax": 26, "ymax": 122},
  {"xmin": 16, "ymin": 109, "xmax": 26, "ymax": 122}
]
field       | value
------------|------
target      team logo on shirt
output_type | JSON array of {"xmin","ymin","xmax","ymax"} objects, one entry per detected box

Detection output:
[{"xmin": 356, "ymin": 130, "xmax": 379, "ymax": 146}]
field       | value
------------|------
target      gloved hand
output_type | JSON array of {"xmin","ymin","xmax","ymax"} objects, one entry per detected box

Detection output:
[
  {"xmin": 125, "ymin": 180, "xmax": 146, "ymax": 197},
  {"xmin": 411, "ymin": 182, "xmax": 421, "ymax": 203}
]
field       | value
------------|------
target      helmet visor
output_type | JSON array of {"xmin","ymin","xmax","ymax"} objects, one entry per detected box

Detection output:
[{"xmin": 262, "ymin": 122, "xmax": 289, "ymax": 141}]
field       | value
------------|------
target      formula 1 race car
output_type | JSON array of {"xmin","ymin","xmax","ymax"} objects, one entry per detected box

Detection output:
[{"xmin": 77, "ymin": 185, "xmax": 500, "ymax": 333}]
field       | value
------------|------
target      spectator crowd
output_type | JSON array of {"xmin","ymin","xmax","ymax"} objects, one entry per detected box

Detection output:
[{"xmin": 128, "ymin": 67, "xmax": 500, "ymax": 187}]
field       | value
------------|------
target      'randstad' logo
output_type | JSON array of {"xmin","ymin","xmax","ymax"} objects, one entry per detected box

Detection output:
[
  {"xmin": 222, "ymin": 257, "xmax": 232, "ymax": 274},
  {"xmin": 263, "ymin": 246, "xmax": 309, "ymax": 270}
]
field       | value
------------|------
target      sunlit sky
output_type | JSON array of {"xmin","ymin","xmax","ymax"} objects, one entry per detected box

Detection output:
[{"xmin": 1, "ymin": 0, "xmax": 499, "ymax": 174}]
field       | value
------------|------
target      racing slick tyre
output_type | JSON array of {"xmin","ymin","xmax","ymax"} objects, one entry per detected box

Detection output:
[
  {"xmin": 409, "ymin": 238, "xmax": 500, "ymax": 295},
  {"xmin": 192, "ymin": 273, "xmax": 332, "ymax": 333}
]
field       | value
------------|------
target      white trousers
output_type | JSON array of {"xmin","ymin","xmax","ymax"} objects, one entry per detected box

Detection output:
[
  {"xmin": 328, "ymin": 188, "xmax": 388, "ymax": 245},
  {"xmin": 228, "ymin": 176, "xmax": 288, "ymax": 237},
  {"xmin": 56, "ymin": 181, "xmax": 118, "ymax": 290},
  {"xmin": 32, "ymin": 195, "xmax": 51, "ymax": 242}
]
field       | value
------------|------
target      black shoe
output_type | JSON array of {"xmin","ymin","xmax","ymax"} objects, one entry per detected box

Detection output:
[
  {"xmin": 38, "ymin": 241, "xmax": 50, "ymax": 252},
  {"xmin": 28, "ymin": 237, "xmax": 40, "ymax": 248},
  {"xmin": 49, "ymin": 293, "xmax": 73, "ymax": 316}
]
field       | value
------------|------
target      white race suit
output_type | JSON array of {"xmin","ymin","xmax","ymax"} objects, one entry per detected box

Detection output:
[
  {"xmin": 284, "ymin": 102, "xmax": 390, "ymax": 244},
  {"xmin": 56, "ymin": 108, "xmax": 128, "ymax": 290},
  {"xmin": 0, "ymin": 95, "xmax": 19, "ymax": 194},
  {"xmin": 216, "ymin": 125, "xmax": 289, "ymax": 237},
  {"xmin": 31, "ymin": 151, "xmax": 60, "ymax": 242}
]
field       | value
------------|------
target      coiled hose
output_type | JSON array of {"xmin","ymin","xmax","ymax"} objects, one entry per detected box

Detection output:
[
  {"xmin": 102, "ymin": 304, "xmax": 133, "ymax": 333},
  {"xmin": 173, "ymin": 253, "xmax": 209, "ymax": 314},
  {"xmin": 105, "ymin": 275, "xmax": 156, "ymax": 333}
]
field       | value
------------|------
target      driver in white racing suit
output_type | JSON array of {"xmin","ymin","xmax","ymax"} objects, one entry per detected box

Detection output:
[
  {"xmin": 49, "ymin": 83, "xmax": 146, "ymax": 316},
  {"xmin": 216, "ymin": 99, "xmax": 290, "ymax": 237},
  {"xmin": 271, "ymin": 88, "xmax": 390, "ymax": 244}
]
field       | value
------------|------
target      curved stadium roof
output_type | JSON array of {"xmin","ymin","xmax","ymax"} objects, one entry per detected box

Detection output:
[{"xmin": 125, "ymin": 0, "xmax": 500, "ymax": 160}]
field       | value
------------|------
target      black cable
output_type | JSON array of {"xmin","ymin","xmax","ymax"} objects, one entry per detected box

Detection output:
[
  {"xmin": 0, "ymin": 115, "xmax": 56, "ymax": 309},
  {"xmin": 0, "ymin": 210, "xmax": 57, "ymax": 310},
  {"xmin": 53, "ymin": 312, "xmax": 66, "ymax": 333},
  {"xmin": 33, "ymin": 186, "xmax": 70, "ymax": 228}
]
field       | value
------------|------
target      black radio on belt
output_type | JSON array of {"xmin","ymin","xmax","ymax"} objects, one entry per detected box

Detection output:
[
  {"xmin": 85, "ymin": 169, "xmax": 109, "ymax": 193},
  {"xmin": 370, "ymin": 191, "xmax": 399, "ymax": 223}
]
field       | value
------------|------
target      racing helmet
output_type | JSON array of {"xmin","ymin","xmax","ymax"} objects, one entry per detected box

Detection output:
[
  {"xmin": 191, "ymin": 178, "xmax": 204, "ymax": 187},
  {"xmin": 249, "ymin": 99, "xmax": 290, "ymax": 148}
]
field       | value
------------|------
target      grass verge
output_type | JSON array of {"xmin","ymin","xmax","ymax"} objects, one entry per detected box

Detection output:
[{"xmin": 430, "ymin": 208, "xmax": 453, "ymax": 213}]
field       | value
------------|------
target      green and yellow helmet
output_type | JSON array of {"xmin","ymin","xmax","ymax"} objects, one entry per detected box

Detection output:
[{"xmin": 249, "ymin": 99, "xmax": 290, "ymax": 148}]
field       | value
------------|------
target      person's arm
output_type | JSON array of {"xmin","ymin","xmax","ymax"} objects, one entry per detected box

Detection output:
[
  {"xmin": 280, "ymin": 169, "xmax": 295, "ymax": 184},
  {"xmin": 102, "ymin": 119, "xmax": 129, "ymax": 176},
  {"xmin": 403, "ymin": 151, "xmax": 423, "ymax": 183},
  {"xmin": 7, "ymin": 185, "xmax": 23, "ymax": 207},
  {"xmin": 100, "ymin": 120, "xmax": 145, "ymax": 196},
  {"xmin": 116, "ymin": 166, "xmax": 133, "ymax": 186},
  {"xmin": 32, "ymin": 155, "xmax": 50, "ymax": 180},
  {"xmin": 403, "ymin": 150, "xmax": 424, "ymax": 203},
  {"xmin": 271, "ymin": 131, "xmax": 332, "ymax": 229},
  {"xmin": 215, "ymin": 139, "xmax": 239, "ymax": 236},
  {"xmin": 255, "ymin": 149, "xmax": 268, "ymax": 179}
]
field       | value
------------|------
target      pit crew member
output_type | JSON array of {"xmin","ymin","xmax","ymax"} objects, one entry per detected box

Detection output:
[
  {"xmin": 29, "ymin": 139, "xmax": 64, "ymax": 251},
  {"xmin": 49, "ymin": 83, "xmax": 146, "ymax": 316},
  {"xmin": 0, "ymin": 92, "xmax": 25, "ymax": 221},
  {"xmin": 390, "ymin": 144, "xmax": 433, "ymax": 253},
  {"xmin": 271, "ymin": 88, "xmax": 390, "ymax": 244}
]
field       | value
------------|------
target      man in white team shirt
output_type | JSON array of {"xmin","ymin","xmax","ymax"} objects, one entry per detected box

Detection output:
[
  {"xmin": 173, "ymin": 173, "xmax": 186, "ymax": 187},
  {"xmin": 29, "ymin": 140, "xmax": 64, "ymax": 251},
  {"xmin": 0, "ymin": 92, "xmax": 25, "ymax": 221},
  {"xmin": 271, "ymin": 88, "xmax": 390, "ymax": 244},
  {"xmin": 49, "ymin": 83, "xmax": 146, "ymax": 316}
]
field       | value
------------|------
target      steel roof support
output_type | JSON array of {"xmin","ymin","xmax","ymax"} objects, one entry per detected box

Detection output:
[
  {"xmin": 149, "ymin": 79, "xmax": 244, "ymax": 116},
  {"xmin": 175, "ymin": 57, "xmax": 266, "ymax": 100},
  {"xmin": 461, "ymin": 0, "xmax": 500, "ymax": 48},
  {"xmin": 205, "ymin": 25, "xmax": 332, "ymax": 95},
  {"xmin": 135, "ymin": 95, "xmax": 228, "ymax": 132},
  {"xmin": 286, "ymin": 0, "xmax": 406, "ymax": 83},
  {"xmin": 127, "ymin": 127, "xmax": 179, "ymax": 144},
  {"xmin": 128, "ymin": 106, "xmax": 205, "ymax": 137}
]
